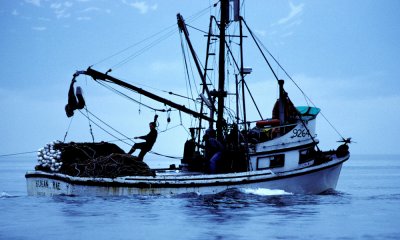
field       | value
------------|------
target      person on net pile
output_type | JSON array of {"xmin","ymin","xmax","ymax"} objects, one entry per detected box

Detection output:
[{"xmin": 128, "ymin": 121, "xmax": 158, "ymax": 161}]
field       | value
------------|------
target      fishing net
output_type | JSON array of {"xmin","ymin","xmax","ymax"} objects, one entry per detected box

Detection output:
[{"xmin": 35, "ymin": 142, "xmax": 154, "ymax": 178}]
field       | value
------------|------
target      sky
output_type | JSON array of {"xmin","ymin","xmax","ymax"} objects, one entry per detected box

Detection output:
[{"xmin": 0, "ymin": 0, "xmax": 399, "ymax": 161}]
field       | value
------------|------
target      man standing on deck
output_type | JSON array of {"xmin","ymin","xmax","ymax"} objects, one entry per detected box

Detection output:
[
  {"xmin": 128, "ymin": 121, "xmax": 157, "ymax": 161},
  {"xmin": 203, "ymin": 128, "xmax": 224, "ymax": 173}
]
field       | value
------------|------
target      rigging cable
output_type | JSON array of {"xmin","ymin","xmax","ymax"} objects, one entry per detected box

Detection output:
[
  {"xmin": 60, "ymin": 5, "xmax": 215, "ymax": 159},
  {"xmin": 250, "ymin": 29, "xmax": 346, "ymax": 140},
  {"xmin": 186, "ymin": 19, "xmax": 217, "ymax": 90},
  {"xmin": 79, "ymin": 108, "xmax": 182, "ymax": 159},
  {"xmin": 78, "ymin": 109, "xmax": 133, "ymax": 146},
  {"xmin": 241, "ymin": 18, "xmax": 279, "ymax": 82},
  {"xmin": 164, "ymin": 90, "xmax": 197, "ymax": 102},
  {"xmin": 98, "ymin": 74, "xmax": 198, "ymax": 104},
  {"xmin": 186, "ymin": 24, "xmax": 209, "ymax": 34},
  {"xmin": 179, "ymin": 30, "xmax": 196, "ymax": 111},
  {"xmin": 222, "ymin": 35, "xmax": 264, "ymax": 119},
  {"xmin": 159, "ymin": 124, "xmax": 182, "ymax": 134},
  {"xmin": 85, "ymin": 106, "xmax": 95, "ymax": 142},
  {"xmin": 85, "ymin": 108, "xmax": 134, "ymax": 144},
  {"xmin": 93, "ymin": 5, "xmax": 212, "ymax": 70},
  {"xmin": 112, "ymin": 28, "xmax": 178, "ymax": 70},
  {"xmin": 63, "ymin": 116, "xmax": 74, "ymax": 142},
  {"xmin": 240, "ymin": 18, "xmax": 323, "ymax": 149},
  {"xmin": 95, "ymin": 80, "xmax": 166, "ymax": 112},
  {"xmin": 148, "ymin": 151, "xmax": 181, "ymax": 160},
  {"xmin": 252, "ymin": 33, "xmax": 310, "ymax": 105},
  {"xmin": 185, "ymin": 37, "xmax": 201, "ymax": 111},
  {"xmin": 0, "ymin": 151, "xmax": 37, "ymax": 158},
  {"xmin": 92, "ymin": 24, "xmax": 177, "ymax": 67}
]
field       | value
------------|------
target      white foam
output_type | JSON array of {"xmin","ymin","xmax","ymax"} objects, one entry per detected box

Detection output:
[
  {"xmin": 0, "ymin": 192, "xmax": 13, "ymax": 198},
  {"xmin": 241, "ymin": 188, "xmax": 292, "ymax": 196}
]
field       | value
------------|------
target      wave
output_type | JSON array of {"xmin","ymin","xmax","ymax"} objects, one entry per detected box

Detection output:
[
  {"xmin": 240, "ymin": 188, "xmax": 293, "ymax": 196},
  {"xmin": 0, "ymin": 192, "xmax": 15, "ymax": 198}
]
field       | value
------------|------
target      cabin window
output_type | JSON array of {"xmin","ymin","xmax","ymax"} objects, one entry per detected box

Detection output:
[
  {"xmin": 257, "ymin": 154, "xmax": 285, "ymax": 170},
  {"xmin": 299, "ymin": 148, "xmax": 314, "ymax": 164},
  {"xmin": 270, "ymin": 154, "xmax": 285, "ymax": 168}
]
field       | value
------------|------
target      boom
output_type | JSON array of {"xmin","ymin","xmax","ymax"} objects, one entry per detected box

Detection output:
[{"xmin": 80, "ymin": 67, "xmax": 214, "ymax": 122}]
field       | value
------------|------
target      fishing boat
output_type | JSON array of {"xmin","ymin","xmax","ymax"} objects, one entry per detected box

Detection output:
[{"xmin": 26, "ymin": 0, "xmax": 350, "ymax": 196}]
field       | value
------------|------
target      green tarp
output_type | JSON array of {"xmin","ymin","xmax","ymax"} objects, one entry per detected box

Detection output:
[{"xmin": 296, "ymin": 106, "xmax": 321, "ymax": 116}]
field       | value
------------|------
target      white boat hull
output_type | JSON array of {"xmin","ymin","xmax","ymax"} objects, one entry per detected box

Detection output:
[{"xmin": 26, "ymin": 154, "xmax": 349, "ymax": 196}]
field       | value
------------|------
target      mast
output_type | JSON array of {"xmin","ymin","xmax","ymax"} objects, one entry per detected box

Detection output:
[
  {"xmin": 239, "ymin": 16, "xmax": 247, "ymax": 136},
  {"xmin": 239, "ymin": 14, "xmax": 250, "ymax": 170},
  {"xmin": 216, "ymin": 0, "xmax": 229, "ymax": 142}
]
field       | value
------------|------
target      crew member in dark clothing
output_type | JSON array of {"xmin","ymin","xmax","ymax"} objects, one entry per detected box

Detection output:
[
  {"xmin": 128, "ymin": 122, "xmax": 158, "ymax": 160},
  {"xmin": 203, "ymin": 128, "xmax": 224, "ymax": 173}
]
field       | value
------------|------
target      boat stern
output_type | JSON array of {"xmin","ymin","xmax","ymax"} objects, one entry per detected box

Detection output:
[{"xmin": 26, "ymin": 172, "xmax": 73, "ymax": 196}]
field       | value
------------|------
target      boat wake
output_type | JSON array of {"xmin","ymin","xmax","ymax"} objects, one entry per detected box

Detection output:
[
  {"xmin": 0, "ymin": 192, "xmax": 16, "ymax": 199},
  {"xmin": 240, "ymin": 188, "xmax": 293, "ymax": 196}
]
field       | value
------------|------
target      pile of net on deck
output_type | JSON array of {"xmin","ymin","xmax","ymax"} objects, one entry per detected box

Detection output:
[{"xmin": 36, "ymin": 141, "xmax": 154, "ymax": 178}]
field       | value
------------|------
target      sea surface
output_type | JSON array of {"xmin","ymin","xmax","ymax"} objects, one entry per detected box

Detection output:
[{"xmin": 0, "ymin": 154, "xmax": 399, "ymax": 240}]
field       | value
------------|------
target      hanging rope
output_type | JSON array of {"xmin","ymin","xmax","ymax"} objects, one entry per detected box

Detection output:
[
  {"xmin": 148, "ymin": 150, "xmax": 181, "ymax": 160},
  {"xmin": 78, "ymin": 109, "xmax": 133, "ymax": 146},
  {"xmin": 79, "ymin": 110, "xmax": 120, "ymax": 144},
  {"xmin": 84, "ymin": 106, "xmax": 95, "ymax": 142},
  {"xmin": 85, "ymin": 109, "xmax": 135, "ymax": 143},
  {"xmin": 63, "ymin": 116, "xmax": 74, "ymax": 142}
]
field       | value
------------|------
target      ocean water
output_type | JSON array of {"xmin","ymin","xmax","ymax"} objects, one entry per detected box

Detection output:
[{"xmin": 1, "ymin": 154, "xmax": 399, "ymax": 240}]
